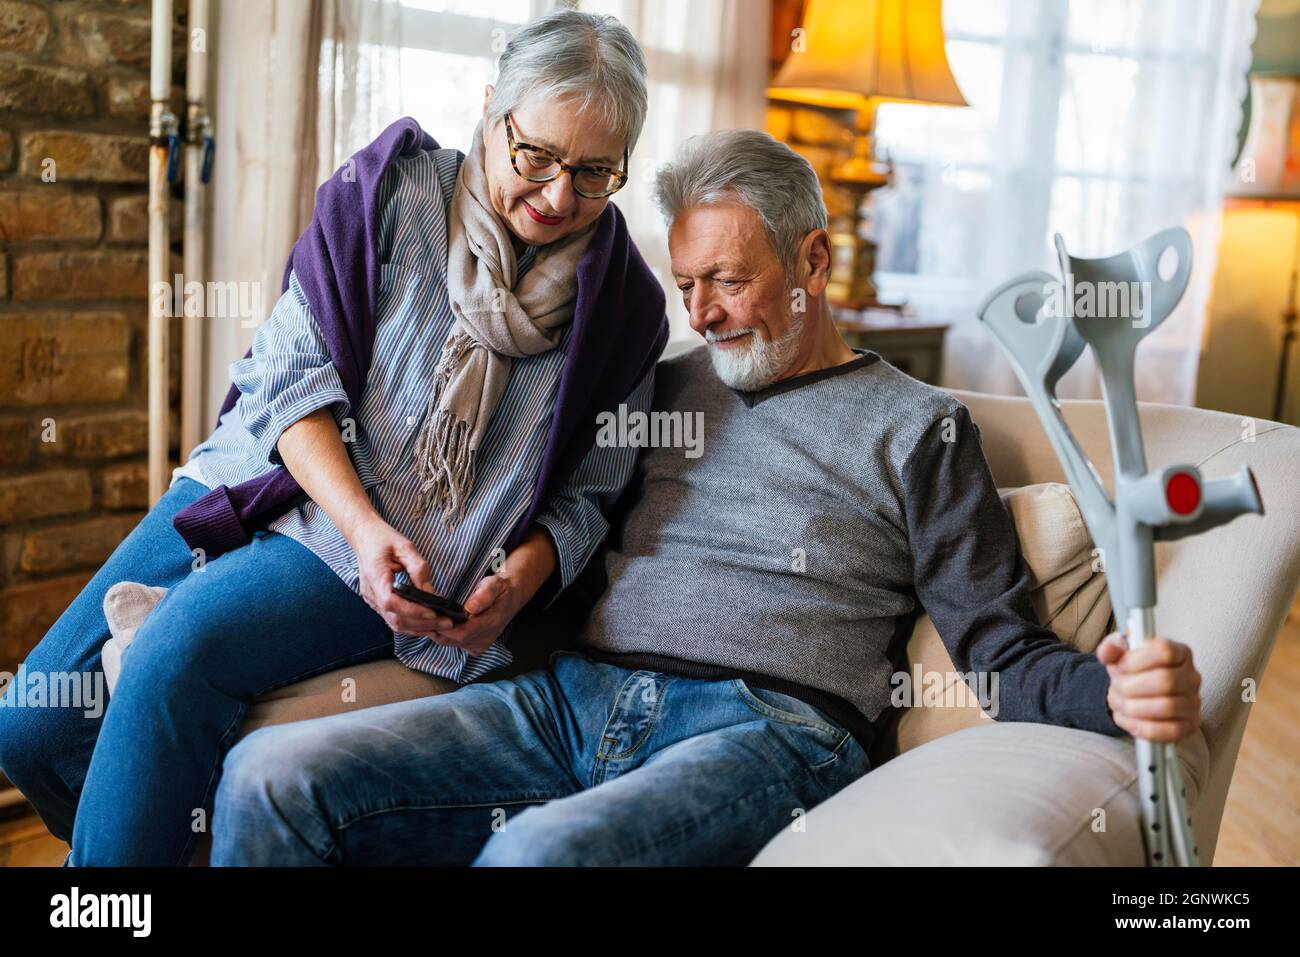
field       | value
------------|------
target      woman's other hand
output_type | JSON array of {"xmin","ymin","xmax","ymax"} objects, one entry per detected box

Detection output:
[
  {"xmin": 421, "ymin": 572, "xmax": 526, "ymax": 657},
  {"xmin": 350, "ymin": 516, "xmax": 454, "ymax": 636},
  {"xmin": 423, "ymin": 525, "xmax": 559, "ymax": 657}
]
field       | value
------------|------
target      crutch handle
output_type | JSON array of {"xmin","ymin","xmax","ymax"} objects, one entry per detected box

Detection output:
[{"xmin": 1153, "ymin": 467, "xmax": 1263, "ymax": 542}]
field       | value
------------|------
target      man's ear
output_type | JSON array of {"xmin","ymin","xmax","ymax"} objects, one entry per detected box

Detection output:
[{"xmin": 799, "ymin": 228, "xmax": 833, "ymax": 298}]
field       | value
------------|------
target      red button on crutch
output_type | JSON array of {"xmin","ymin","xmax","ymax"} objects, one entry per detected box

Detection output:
[{"xmin": 1165, "ymin": 472, "xmax": 1200, "ymax": 516}]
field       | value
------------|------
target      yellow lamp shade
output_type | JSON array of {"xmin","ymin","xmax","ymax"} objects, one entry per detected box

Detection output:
[{"xmin": 768, "ymin": 0, "xmax": 967, "ymax": 110}]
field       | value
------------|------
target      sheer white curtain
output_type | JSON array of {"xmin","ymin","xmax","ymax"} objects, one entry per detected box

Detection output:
[
  {"xmin": 318, "ymin": 0, "xmax": 559, "ymax": 174},
  {"xmin": 577, "ymin": 0, "xmax": 772, "ymax": 342},
  {"xmin": 869, "ymin": 0, "xmax": 1259, "ymax": 403},
  {"xmin": 206, "ymin": 0, "xmax": 335, "ymax": 426},
  {"xmin": 317, "ymin": 0, "xmax": 405, "ymax": 178}
]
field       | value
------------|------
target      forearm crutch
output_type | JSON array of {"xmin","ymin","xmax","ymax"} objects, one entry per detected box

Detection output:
[{"xmin": 976, "ymin": 226, "xmax": 1264, "ymax": 867}]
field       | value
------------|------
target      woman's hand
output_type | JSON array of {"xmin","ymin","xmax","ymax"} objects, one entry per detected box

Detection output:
[
  {"xmin": 349, "ymin": 515, "xmax": 455, "ymax": 636},
  {"xmin": 276, "ymin": 408, "xmax": 448, "ymax": 635},
  {"xmin": 1098, "ymin": 632, "xmax": 1202, "ymax": 743},
  {"xmin": 422, "ymin": 525, "xmax": 559, "ymax": 657},
  {"xmin": 421, "ymin": 572, "xmax": 528, "ymax": 656}
]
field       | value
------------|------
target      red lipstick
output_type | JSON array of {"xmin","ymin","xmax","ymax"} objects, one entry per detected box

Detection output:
[{"xmin": 523, "ymin": 200, "xmax": 564, "ymax": 226}]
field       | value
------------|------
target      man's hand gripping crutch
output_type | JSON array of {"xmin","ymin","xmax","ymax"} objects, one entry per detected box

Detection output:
[{"xmin": 977, "ymin": 227, "xmax": 1264, "ymax": 867}]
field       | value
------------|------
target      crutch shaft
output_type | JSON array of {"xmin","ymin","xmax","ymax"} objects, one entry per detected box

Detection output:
[{"xmin": 1128, "ymin": 606, "xmax": 1199, "ymax": 866}]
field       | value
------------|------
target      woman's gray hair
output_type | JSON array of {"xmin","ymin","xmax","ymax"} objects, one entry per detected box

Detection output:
[
  {"xmin": 486, "ymin": 9, "xmax": 649, "ymax": 156},
  {"xmin": 654, "ymin": 130, "xmax": 829, "ymax": 276}
]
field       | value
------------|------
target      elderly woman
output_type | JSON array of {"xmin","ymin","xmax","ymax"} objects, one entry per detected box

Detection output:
[{"xmin": 0, "ymin": 9, "xmax": 666, "ymax": 866}]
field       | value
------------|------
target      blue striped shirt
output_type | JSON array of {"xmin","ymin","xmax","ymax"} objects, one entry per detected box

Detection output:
[{"xmin": 172, "ymin": 146, "xmax": 654, "ymax": 683}]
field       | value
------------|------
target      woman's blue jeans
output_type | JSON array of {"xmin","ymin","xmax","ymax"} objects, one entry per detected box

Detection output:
[
  {"xmin": 210, "ymin": 649, "xmax": 872, "ymax": 866},
  {"xmin": 0, "ymin": 477, "xmax": 395, "ymax": 866}
]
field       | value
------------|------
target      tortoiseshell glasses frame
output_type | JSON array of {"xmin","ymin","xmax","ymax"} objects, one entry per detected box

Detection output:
[{"xmin": 503, "ymin": 112, "xmax": 629, "ymax": 199}]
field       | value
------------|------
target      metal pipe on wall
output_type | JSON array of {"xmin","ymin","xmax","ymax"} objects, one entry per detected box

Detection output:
[
  {"xmin": 148, "ymin": 0, "xmax": 177, "ymax": 505},
  {"xmin": 182, "ymin": 0, "xmax": 213, "ymax": 460}
]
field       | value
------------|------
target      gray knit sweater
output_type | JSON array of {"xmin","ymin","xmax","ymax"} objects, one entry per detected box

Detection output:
[{"xmin": 576, "ymin": 345, "xmax": 1120, "ymax": 746}]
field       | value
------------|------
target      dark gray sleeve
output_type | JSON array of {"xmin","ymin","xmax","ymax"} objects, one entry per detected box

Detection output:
[{"xmin": 900, "ymin": 405, "xmax": 1123, "ymax": 736}]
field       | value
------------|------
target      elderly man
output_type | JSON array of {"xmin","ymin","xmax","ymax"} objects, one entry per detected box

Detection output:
[{"xmin": 210, "ymin": 131, "xmax": 1202, "ymax": 866}]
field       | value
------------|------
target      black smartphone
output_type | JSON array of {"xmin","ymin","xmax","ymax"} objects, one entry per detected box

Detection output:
[{"xmin": 392, "ymin": 575, "xmax": 469, "ymax": 623}]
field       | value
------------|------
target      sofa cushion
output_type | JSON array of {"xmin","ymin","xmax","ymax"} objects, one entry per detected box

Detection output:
[
  {"xmin": 236, "ymin": 659, "xmax": 456, "ymax": 742},
  {"xmin": 98, "ymin": 583, "xmax": 459, "ymax": 737},
  {"xmin": 754, "ymin": 721, "xmax": 1159, "ymax": 865},
  {"xmin": 889, "ymin": 482, "xmax": 1114, "ymax": 757}
]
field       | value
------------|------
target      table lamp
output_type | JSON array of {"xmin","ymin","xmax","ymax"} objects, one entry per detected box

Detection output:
[{"xmin": 768, "ymin": 0, "xmax": 966, "ymax": 308}]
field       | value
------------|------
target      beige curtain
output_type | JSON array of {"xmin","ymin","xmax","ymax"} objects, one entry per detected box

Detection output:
[{"xmin": 205, "ymin": 0, "xmax": 402, "ymax": 427}]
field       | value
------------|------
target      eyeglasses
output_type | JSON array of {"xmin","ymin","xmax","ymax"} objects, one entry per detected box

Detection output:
[{"xmin": 503, "ymin": 112, "xmax": 629, "ymax": 199}]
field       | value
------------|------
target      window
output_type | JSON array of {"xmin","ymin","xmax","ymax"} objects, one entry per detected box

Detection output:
[
  {"xmin": 865, "ymin": 0, "xmax": 1254, "ymax": 401},
  {"xmin": 395, "ymin": 0, "xmax": 553, "ymax": 150},
  {"xmin": 320, "ymin": 0, "xmax": 559, "ymax": 171}
]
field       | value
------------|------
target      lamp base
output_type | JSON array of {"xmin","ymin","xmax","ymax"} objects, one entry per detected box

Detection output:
[
  {"xmin": 827, "ymin": 176, "xmax": 892, "ymax": 310},
  {"xmin": 828, "ymin": 225, "xmax": 881, "ymax": 309},
  {"xmin": 826, "ymin": 107, "xmax": 891, "ymax": 311}
]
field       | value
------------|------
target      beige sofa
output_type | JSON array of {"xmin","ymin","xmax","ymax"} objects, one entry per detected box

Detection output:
[{"xmin": 169, "ymin": 387, "xmax": 1299, "ymax": 865}]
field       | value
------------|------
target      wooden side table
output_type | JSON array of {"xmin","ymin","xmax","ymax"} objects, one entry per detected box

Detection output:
[{"xmin": 833, "ymin": 308, "xmax": 950, "ymax": 386}]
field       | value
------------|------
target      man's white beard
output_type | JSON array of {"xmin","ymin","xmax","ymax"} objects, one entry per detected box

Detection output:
[{"xmin": 706, "ymin": 310, "xmax": 806, "ymax": 391}]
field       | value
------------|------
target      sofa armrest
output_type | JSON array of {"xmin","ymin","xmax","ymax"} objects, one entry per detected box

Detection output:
[{"xmin": 752, "ymin": 721, "xmax": 1207, "ymax": 866}]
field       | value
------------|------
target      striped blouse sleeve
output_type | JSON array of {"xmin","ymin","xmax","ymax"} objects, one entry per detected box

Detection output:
[
  {"xmin": 228, "ymin": 268, "xmax": 352, "ymax": 467},
  {"xmin": 533, "ymin": 363, "xmax": 657, "ymax": 606}
]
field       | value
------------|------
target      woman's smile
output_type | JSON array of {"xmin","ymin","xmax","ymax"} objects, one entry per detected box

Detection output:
[{"xmin": 522, "ymin": 199, "xmax": 565, "ymax": 226}]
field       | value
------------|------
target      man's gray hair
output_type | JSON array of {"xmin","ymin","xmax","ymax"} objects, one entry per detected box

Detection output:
[
  {"xmin": 654, "ymin": 130, "xmax": 829, "ymax": 275},
  {"xmin": 486, "ymin": 9, "xmax": 649, "ymax": 156}
]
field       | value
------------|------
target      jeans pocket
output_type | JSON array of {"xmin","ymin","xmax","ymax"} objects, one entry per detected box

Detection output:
[{"xmin": 731, "ymin": 679, "xmax": 847, "ymax": 748}]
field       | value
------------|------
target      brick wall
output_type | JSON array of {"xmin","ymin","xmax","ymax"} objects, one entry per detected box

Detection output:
[{"xmin": 0, "ymin": 0, "xmax": 186, "ymax": 682}]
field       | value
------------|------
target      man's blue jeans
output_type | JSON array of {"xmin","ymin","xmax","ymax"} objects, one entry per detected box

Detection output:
[
  {"xmin": 0, "ymin": 477, "xmax": 396, "ymax": 866},
  {"xmin": 211, "ymin": 649, "xmax": 872, "ymax": 865}
]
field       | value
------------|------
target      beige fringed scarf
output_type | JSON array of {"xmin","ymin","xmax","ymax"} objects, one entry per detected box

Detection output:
[{"xmin": 415, "ymin": 119, "xmax": 598, "ymax": 528}]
